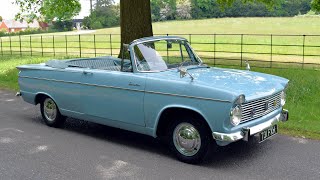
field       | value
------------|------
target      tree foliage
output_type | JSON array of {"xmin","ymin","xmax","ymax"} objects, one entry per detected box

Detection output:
[
  {"xmin": 42, "ymin": 0, "xmax": 81, "ymax": 21},
  {"xmin": 14, "ymin": 0, "xmax": 81, "ymax": 22},
  {"xmin": 311, "ymin": 0, "xmax": 320, "ymax": 12},
  {"xmin": 176, "ymin": 0, "xmax": 192, "ymax": 19},
  {"xmin": 150, "ymin": 0, "xmax": 314, "ymax": 21},
  {"xmin": 83, "ymin": 0, "xmax": 120, "ymax": 29},
  {"xmin": 216, "ymin": 0, "xmax": 277, "ymax": 8},
  {"xmin": 151, "ymin": 0, "xmax": 176, "ymax": 21}
]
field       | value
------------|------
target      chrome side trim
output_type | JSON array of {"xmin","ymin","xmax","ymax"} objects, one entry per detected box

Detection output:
[
  {"xmin": 19, "ymin": 76, "xmax": 145, "ymax": 93},
  {"xmin": 17, "ymin": 66, "xmax": 88, "ymax": 73},
  {"xmin": 19, "ymin": 75, "xmax": 231, "ymax": 103},
  {"xmin": 146, "ymin": 90, "xmax": 230, "ymax": 102}
]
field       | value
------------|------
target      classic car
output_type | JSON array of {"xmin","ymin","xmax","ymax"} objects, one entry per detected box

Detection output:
[{"xmin": 17, "ymin": 36, "xmax": 289, "ymax": 164}]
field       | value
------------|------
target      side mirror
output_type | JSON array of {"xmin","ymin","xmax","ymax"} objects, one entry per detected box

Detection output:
[
  {"xmin": 179, "ymin": 67, "xmax": 187, "ymax": 78},
  {"xmin": 179, "ymin": 67, "xmax": 194, "ymax": 81}
]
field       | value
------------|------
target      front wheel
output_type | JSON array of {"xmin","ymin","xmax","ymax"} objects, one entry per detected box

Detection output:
[
  {"xmin": 169, "ymin": 117, "xmax": 216, "ymax": 164},
  {"xmin": 40, "ymin": 97, "xmax": 66, "ymax": 128}
]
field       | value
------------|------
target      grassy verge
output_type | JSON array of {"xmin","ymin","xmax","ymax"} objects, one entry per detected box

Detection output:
[
  {"xmin": 0, "ymin": 55, "xmax": 319, "ymax": 139},
  {"xmin": 0, "ymin": 56, "xmax": 65, "ymax": 90}
]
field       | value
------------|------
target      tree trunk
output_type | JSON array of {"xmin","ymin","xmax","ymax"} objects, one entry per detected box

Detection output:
[
  {"xmin": 90, "ymin": 0, "xmax": 93, "ymax": 13},
  {"xmin": 119, "ymin": 0, "xmax": 153, "ymax": 57}
]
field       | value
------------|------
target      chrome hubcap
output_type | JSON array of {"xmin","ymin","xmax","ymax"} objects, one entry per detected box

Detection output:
[
  {"xmin": 173, "ymin": 123, "xmax": 201, "ymax": 156},
  {"xmin": 43, "ymin": 98, "xmax": 57, "ymax": 122}
]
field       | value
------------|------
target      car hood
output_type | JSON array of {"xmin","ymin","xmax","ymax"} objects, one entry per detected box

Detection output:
[{"xmin": 161, "ymin": 67, "xmax": 289, "ymax": 101}]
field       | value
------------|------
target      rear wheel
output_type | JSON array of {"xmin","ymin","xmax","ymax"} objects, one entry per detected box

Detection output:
[
  {"xmin": 168, "ymin": 115, "xmax": 216, "ymax": 164},
  {"xmin": 40, "ymin": 97, "xmax": 66, "ymax": 128}
]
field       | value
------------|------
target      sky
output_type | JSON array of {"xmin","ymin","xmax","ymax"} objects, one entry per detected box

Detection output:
[{"xmin": 0, "ymin": 0, "xmax": 119, "ymax": 20}]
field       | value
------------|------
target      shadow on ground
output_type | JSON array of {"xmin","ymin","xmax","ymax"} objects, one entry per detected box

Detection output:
[{"xmin": 26, "ymin": 114, "xmax": 273, "ymax": 167}]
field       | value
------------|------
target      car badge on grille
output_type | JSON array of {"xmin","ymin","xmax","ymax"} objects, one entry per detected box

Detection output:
[
  {"xmin": 264, "ymin": 102, "xmax": 269, "ymax": 110},
  {"xmin": 273, "ymin": 100, "xmax": 277, "ymax": 107},
  {"xmin": 250, "ymin": 108, "xmax": 256, "ymax": 117}
]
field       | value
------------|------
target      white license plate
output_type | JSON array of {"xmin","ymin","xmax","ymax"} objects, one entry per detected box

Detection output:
[{"xmin": 259, "ymin": 124, "xmax": 278, "ymax": 143}]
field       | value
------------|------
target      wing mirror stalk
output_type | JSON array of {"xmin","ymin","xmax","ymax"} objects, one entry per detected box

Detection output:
[{"xmin": 179, "ymin": 67, "xmax": 194, "ymax": 81}]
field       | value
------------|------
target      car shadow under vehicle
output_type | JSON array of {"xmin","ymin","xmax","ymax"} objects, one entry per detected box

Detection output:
[{"xmin": 29, "ymin": 110, "xmax": 276, "ymax": 167}]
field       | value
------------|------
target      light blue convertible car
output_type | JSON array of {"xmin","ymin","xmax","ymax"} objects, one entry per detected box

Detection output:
[{"xmin": 17, "ymin": 36, "xmax": 289, "ymax": 164}]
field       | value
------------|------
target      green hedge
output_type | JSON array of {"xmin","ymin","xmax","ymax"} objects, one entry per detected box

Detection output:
[{"xmin": 0, "ymin": 28, "xmax": 58, "ymax": 37}]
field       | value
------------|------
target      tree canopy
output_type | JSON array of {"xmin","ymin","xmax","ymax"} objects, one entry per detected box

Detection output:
[
  {"xmin": 311, "ymin": 0, "xmax": 320, "ymax": 11},
  {"xmin": 151, "ymin": 0, "xmax": 313, "ymax": 21},
  {"xmin": 14, "ymin": 0, "xmax": 320, "ymax": 23},
  {"xmin": 83, "ymin": 0, "xmax": 120, "ymax": 29},
  {"xmin": 14, "ymin": 0, "xmax": 81, "ymax": 22}
]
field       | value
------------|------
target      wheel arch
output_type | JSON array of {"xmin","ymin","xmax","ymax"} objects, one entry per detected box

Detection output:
[
  {"xmin": 154, "ymin": 105, "xmax": 213, "ymax": 138},
  {"xmin": 34, "ymin": 92, "xmax": 57, "ymax": 106}
]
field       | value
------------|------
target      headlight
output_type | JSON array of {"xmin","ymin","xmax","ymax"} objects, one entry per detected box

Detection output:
[
  {"xmin": 230, "ymin": 105, "xmax": 242, "ymax": 126},
  {"xmin": 280, "ymin": 91, "xmax": 286, "ymax": 106}
]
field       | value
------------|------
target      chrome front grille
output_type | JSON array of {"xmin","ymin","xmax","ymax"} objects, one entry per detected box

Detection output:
[{"xmin": 240, "ymin": 92, "xmax": 281, "ymax": 123}]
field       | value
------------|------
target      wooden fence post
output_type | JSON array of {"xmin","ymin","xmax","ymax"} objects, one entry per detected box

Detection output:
[
  {"xmin": 30, "ymin": 36, "xmax": 32, "ymax": 56},
  {"xmin": 41, "ymin": 35, "xmax": 43, "ymax": 57},
  {"xmin": 79, "ymin": 34, "xmax": 82, "ymax": 57},
  {"xmin": 53, "ymin": 35, "xmax": 55, "ymax": 57},
  {"xmin": 65, "ymin": 35, "xmax": 68, "ymax": 56},
  {"xmin": 94, "ymin": 34, "xmax": 97, "ymax": 57},
  {"xmin": 302, "ymin": 35, "xmax": 305, "ymax": 69},
  {"xmin": 19, "ymin": 36, "xmax": 22, "ymax": 57},
  {"xmin": 270, "ymin": 34, "xmax": 273, "ymax": 68},
  {"xmin": 240, "ymin": 34, "xmax": 243, "ymax": 67},
  {"xmin": 110, "ymin": 34, "xmax": 113, "ymax": 56},
  {"xmin": 214, "ymin": 34, "xmax": 216, "ymax": 66}
]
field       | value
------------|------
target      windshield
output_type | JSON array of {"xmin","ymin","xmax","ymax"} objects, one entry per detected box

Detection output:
[{"xmin": 133, "ymin": 39, "xmax": 202, "ymax": 72}]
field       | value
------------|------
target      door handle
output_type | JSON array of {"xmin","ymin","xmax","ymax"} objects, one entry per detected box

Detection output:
[
  {"xmin": 129, "ymin": 82, "xmax": 140, "ymax": 87},
  {"xmin": 83, "ymin": 70, "xmax": 93, "ymax": 75}
]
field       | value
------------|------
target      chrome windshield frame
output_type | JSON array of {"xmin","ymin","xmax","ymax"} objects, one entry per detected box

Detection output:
[{"xmin": 129, "ymin": 36, "xmax": 202, "ymax": 73}]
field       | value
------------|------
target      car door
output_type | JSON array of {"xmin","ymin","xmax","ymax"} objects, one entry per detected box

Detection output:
[{"xmin": 80, "ymin": 69, "xmax": 146, "ymax": 127}]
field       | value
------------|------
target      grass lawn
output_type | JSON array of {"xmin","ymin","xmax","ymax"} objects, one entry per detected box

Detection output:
[
  {"xmin": 0, "ymin": 55, "xmax": 319, "ymax": 140},
  {"xmin": 0, "ymin": 17, "xmax": 320, "ymax": 67}
]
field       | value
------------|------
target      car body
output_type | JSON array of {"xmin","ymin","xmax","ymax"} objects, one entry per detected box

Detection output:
[{"xmin": 17, "ymin": 36, "xmax": 289, "ymax": 163}]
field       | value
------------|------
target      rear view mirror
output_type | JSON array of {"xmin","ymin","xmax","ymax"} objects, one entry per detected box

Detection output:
[{"xmin": 167, "ymin": 42, "xmax": 172, "ymax": 49}]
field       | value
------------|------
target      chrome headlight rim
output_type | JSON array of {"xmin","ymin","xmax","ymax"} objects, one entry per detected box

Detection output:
[
  {"xmin": 235, "ymin": 94, "xmax": 246, "ymax": 104},
  {"xmin": 230, "ymin": 105, "xmax": 243, "ymax": 126},
  {"xmin": 280, "ymin": 90, "xmax": 286, "ymax": 106}
]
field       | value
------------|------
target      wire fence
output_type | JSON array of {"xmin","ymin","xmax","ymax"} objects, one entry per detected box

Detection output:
[{"xmin": 1, "ymin": 33, "xmax": 320, "ymax": 69}]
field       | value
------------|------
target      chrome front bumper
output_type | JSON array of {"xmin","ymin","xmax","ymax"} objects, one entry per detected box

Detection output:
[
  {"xmin": 212, "ymin": 109, "xmax": 289, "ymax": 143},
  {"xmin": 16, "ymin": 91, "xmax": 22, "ymax": 97}
]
